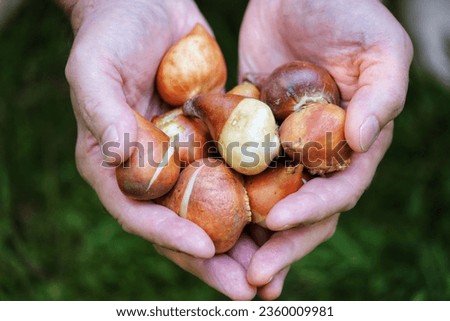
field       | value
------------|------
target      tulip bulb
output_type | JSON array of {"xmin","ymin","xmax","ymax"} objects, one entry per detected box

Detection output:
[
  {"xmin": 245, "ymin": 162, "xmax": 303, "ymax": 228},
  {"xmin": 228, "ymin": 81, "xmax": 260, "ymax": 99},
  {"xmin": 260, "ymin": 61, "xmax": 340, "ymax": 121},
  {"xmin": 183, "ymin": 93, "xmax": 280, "ymax": 175},
  {"xmin": 116, "ymin": 112, "xmax": 180, "ymax": 200},
  {"xmin": 280, "ymin": 103, "xmax": 352, "ymax": 175},
  {"xmin": 156, "ymin": 23, "xmax": 227, "ymax": 106},
  {"xmin": 151, "ymin": 108, "xmax": 213, "ymax": 167},
  {"xmin": 156, "ymin": 158, "xmax": 251, "ymax": 253}
]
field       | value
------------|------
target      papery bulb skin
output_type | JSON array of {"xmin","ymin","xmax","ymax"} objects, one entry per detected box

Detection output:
[
  {"xmin": 279, "ymin": 103, "xmax": 352, "ymax": 175},
  {"xmin": 245, "ymin": 162, "xmax": 303, "ymax": 228},
  {"xmin": 228, "ymin": 81, "xmax": 260, "ymax": 99},
  {"xmin": 183, "ymin": 93, "xmax": 280, "ymax": 175},
  {"xmin": 156, "ymin": 23, "xmax": 227, "ymax": 106},
  {"xmin": 116, "ymin": 112, "xmax": 180, "ymax": 200},
  {"xmin": 260, "ymin": 61, "xmax": 340, "ymax": 121},
  {"xmin": 156, "ymin": 158, "xmax": 251, "ymax": 253},
  {"xmin": 151, "ymin": 108, "xmax": 212, "ymax": 167}
]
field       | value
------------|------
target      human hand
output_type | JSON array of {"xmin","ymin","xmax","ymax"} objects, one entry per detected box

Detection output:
[
  {"xmin": 239, "ymin": 0, "xmax": 413, "ymax": 294},
  {"xmin": 400, "ymin": 0, "xmax": 450, "ymax": 87},
  {"xmin": 62, "ymin": 0, "xmax": 256, "ymax": 300}
]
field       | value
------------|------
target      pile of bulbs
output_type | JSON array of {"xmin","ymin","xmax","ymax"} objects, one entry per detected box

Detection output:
[{"xmin": 115, "ymin": 24, "xmax": 352, "ymax": 253}]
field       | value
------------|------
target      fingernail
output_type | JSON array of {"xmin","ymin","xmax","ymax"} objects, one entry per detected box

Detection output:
[
  {"xmin": 266, "ymin": 276, "xmax": 274, "ymax": 284},
  {"xmin": 101, "ymin": 126, "xmax": 121, "ymax": 164},
  {"xmin": 279, "ymin": 224, "xmax": 296, "ymax": 231},
  {"xmin": 278, "ymin": 222, "xmax": 306, "ymax": 231},
  {"xmin": 359, "ymin": 115, "xmax": 380, "ymax": 152}
]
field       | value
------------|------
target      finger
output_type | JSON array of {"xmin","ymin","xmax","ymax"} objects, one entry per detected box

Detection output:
[
  {"xmin": 266, "ymin": 122, "xmax": 393, "ymax": 230},
  {"xmin": 64, "ymin": 5, "xmax": 182, "ymax": 164},
  {"xmin": 229, "ymin": 229, "xmax": 290, "ymax": 299},
  {"xmin": 237, "ymin": 0, "xmax": 288, "ymax": 80},
  {"xmin": 155, "ymin": 245, "xmax": 257, "ymax": 301},
  {"xmin": 248, "ymin": 214, "xmax": 339, "ymax": 287},
  {"xmin": 66, "ymin": 49, "xmax": 138, "ymax": 166},
  {"xmin": 76, "ymin": 134, "xmax": 215, "ymax": 258},
  {"xmin": 345, "ymin": 38, "xmax": 413, "ymax": 152},
  {"xmin": 257, "ymin": 267, "xmax": 290, "ymax": 301},
  {"xmin": 227, "ymin": 233, "xmax": 259, "ymax": 269}
]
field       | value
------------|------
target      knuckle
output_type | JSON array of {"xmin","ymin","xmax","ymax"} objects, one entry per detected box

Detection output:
[
  {"xmin": 386, "ymin": 87, "xmax": 405, "ymax": 119},
  {"xmin": 322, "ymin": 216, "xmax": 339, "ymax": 242},
  {"xmin": 341, "ymin": 176, "xmax": 365, "ymax": 212},
  {"xmin": 75, "ymin": 142, "xmax": 90, "ymax": 183},
  {"xmin": 344, "ymin": 192, "xmax": 360, "ymax": 212},
  {"xmin": 117, "ymin": 216, "xmax": 133, "ymax": 234},
  {"xmin": 65, "ymin": 45, "xmax": 86, "ymax": 86},
  {"xmin": 81, "ymin": 98, "xmax": 103, "ymax": 128}
]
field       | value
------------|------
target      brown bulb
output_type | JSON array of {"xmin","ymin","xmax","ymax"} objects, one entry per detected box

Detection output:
[
  {"xmin": 183, "ymin": 93, "xmax": 280, "ymax": 175},
  {"xmin": 116, "ymin": 111, "xmax": 180, "ymax": 200},
  {"xmin": 156, "ymin": 158, "xmax": 251, "ymax": 253},
  {"xmin": 260, "ymin": 61, "xmax": 340, "ymax": 121},
  {"xmin": 280, "ymin": 103, "xmax": 352, "ymax": 175},
  {"xmin": 156, "ymin": 23, "xmax": 227, "ymax": 106},
  {"xmin": 228, "ymin": 81, "xmax": 260, "ymax": 99},
  {"xmin": 151, "ymin": 108, "xmax": 213, "ymax": 167},
  {"xmin": 245, "ymin": 162, "xmax": 303, "ymax": 228}
]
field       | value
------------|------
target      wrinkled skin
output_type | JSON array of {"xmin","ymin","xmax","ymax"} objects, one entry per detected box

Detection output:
[
  {"xmin": 238, "ymin": 0, "xmax": 413, "ymax": 298},
  {"xmin": 64, "ymin": 0, "xmax": 257, "ymax": 300},
  {"xmin": 61, "ymin": 0, "xmax": 413, "ymax": 300}
]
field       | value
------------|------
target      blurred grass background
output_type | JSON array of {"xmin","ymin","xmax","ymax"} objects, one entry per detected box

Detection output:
[{"xmin": 0, "ymin": 0, "xmax": 449, "ymax": 300}]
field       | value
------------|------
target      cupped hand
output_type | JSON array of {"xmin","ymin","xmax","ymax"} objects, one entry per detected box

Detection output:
[
  {"xmin": 63, "ymin": 0, "xmax": 256, "ymax": 300},
  {"xmin": 239, "ymin": 0, "xmax": 413, "ymax": 293}
]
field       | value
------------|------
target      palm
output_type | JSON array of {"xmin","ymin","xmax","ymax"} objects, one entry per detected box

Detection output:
[
  {"xmin": 72, "ymin": 1, "xmax": 207, "ymax": 212},
  {"xmin": 240, "ymin": 0, "xmax": 410, "ymax": 108},
  {"xmin": 67, "ymin": 1, "xmax": 260, "ymax": 300},
  {"xmin": 74, "ymin": 4, "xmax": 210, "ymax": 118},
  {"xmin": 238, "ymin": 0, "xmax": 412, "ymax": 290}
]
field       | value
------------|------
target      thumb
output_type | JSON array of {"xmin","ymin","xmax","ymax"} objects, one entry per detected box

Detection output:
[
  {"xmin": 66, "ymin": 52, "xmax": 137, "ymax": 166},
  {"xmin": 345, "ymin": 58, "xmax": 411, "ymax": 153}
]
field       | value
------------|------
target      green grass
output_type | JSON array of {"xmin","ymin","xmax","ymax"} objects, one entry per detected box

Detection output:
[{"xmin": 0, "ymin": 0, "xmax": 449, "ymax": 300}]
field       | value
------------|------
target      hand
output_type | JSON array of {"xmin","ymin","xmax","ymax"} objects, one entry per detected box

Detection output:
[
  {"xmin": 62, "ymin": 0, "xmax": 256, "ymax": 300},
  {"xmin": 239, "ymin": 0, "xmax": 413, "ymax": 294},
  {"xmin": 400, "ymin": 0, "xmax": 450, "ymax": 87}
]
